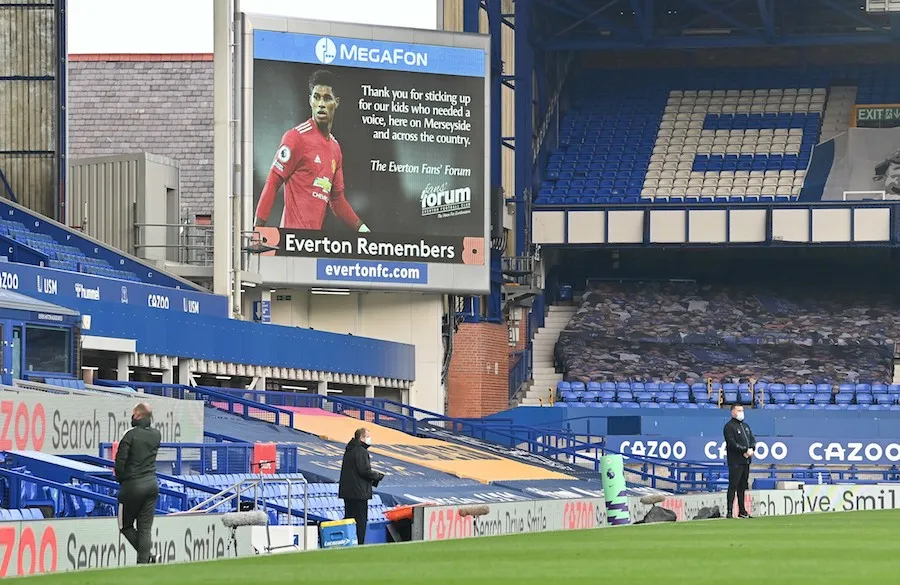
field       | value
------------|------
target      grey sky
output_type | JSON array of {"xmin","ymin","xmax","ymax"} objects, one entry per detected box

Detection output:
[{"xmin": 67, "ymin": 0, "xmax": 438, "ymax": 53}]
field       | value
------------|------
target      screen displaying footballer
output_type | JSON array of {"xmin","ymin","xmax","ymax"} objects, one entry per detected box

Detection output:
[{"xmin": 249, "ymin": 24, "xmax": 489, "ymax": 293}]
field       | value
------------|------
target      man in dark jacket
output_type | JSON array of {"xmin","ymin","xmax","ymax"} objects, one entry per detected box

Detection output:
[
  {"xmin": 723, "ymin": 404, "xmax": 756, "ymax": 519},
  {"xmin": 114, "ymin": 402, "xmax": 161, "ymax": 563},
  {"xmin": 338, "ymin": 427, "xmax": 385, "ymax": 545}
]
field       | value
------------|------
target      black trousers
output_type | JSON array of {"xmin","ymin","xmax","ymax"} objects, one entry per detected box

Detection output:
[
  {"xmin": 343, "ymin": 498, "xmax": 368, "ymax": 545},
  {"xmin": 727, "ymin": 464, "xmax": 750, "ymax": 517},
  {"xmin": 118, "ymin": 479, "xmax": 159, "ymax": 563}
]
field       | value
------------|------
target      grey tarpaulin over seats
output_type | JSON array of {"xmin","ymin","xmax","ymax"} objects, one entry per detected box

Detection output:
[
  {"xmin": 557, "ymin": 282, "xmax": 896, "ymax": 384},
  {"xmin": 557, "ymin": 337, "xmax": 893, "ymax": 384}
]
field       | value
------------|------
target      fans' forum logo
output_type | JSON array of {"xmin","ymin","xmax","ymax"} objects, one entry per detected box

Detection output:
[{"xmin": 315, "ymin": 38, "xmax": 337, "ymax": 64}]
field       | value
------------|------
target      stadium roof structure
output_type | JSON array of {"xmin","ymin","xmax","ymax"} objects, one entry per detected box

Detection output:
[{"xmin": 532, "ymin": 0, "xmax": 900, "ymax": 51}]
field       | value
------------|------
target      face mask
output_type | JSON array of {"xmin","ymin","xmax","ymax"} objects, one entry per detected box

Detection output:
[
  {"xmin": 362, "ymin": 436, "xmax": 372, "ymax": 445},
  {"xmin": 736, "ymin": 412, "xmax": 745, "ymax": 422},
  {"xmin": 131, "ymin": 415, "xmax": 139, "ymax": 426}
]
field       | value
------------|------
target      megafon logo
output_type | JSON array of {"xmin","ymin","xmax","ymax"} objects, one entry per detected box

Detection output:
[
  {"xmin": 316, "ymin": 37, "xmax": 428, "ymax": 68},
  {"xmin": 315, "ymin": 38, "xmax": 337, "ymax": 64}
]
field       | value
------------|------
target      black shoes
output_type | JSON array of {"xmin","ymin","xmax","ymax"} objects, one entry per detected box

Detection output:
[
  {"xmin": 149, "ymin": 554, "xmax": 158, "ymax": 564},
  {"xmin": 738, "ymin": 512, "xmax": 752, "ymax": 519}
]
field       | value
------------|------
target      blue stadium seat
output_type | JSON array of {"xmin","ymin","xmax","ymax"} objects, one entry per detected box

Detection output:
[
  {"xmin": 834, "ymin": 393, "xmax": 854, "ymax": 406},
  {"xmin": 813, "ymin": 393, "xmax": 832, "ymax": 405}
]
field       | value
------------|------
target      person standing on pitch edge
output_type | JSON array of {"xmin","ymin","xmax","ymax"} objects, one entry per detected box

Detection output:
[
  {"xmin": 723, "ymin": 404, "xmax": 756, "ymax": 519},
  {"xmin": 115, "ymin": 402, "xmax": 162, "ymax": 563},
  {"xmin": 339, "ymin": 427, "xmax": 385, "ymax": 545}
]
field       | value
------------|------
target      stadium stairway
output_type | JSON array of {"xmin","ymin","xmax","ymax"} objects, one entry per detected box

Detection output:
[{"xmin": 516, "ymin": 304, "xmax": 577, "ymax": 406}]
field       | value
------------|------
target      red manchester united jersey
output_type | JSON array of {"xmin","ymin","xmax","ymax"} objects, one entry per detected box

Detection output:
[{"xmin": 258, "ymin": 118, "xmax": 346, "ymax": 230}]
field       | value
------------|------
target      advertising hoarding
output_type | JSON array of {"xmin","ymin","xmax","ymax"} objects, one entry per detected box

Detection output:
[
  {"xmin": 0, "ymin": 261, "xmax": 228, "ymax": 318},
  {"xmin": 0, "ymin": 391, "xmax": 204, "ymax": 455},
  {"xmin": 626, "ymin": 491, "xmax": 796, "ymax": 522},
  {"xmin": 414, "ymin": 498, "xmax": 608, "ymax": 542},
  {"xmin": 604, "ymin": 435, "xmax": 900, "ymax": 466},
  {"xmin": 245, "ymin": 16, "xmax": 490, "ymax": 293},
  {"xmin": 800, "ymin": 484, "xmax": 900, "ymax": 513},
  {"xmin": 0, "ymin": 514, "xmax": 252, "ymax": 578}
]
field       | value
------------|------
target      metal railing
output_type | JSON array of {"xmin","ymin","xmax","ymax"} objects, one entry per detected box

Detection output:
[
  {"xmin": 502, "ymin": 255, "xmax": 542, "ymax": 290},
  {"xmin": 95, "ymin": 381, "xmax": 296, "ymax": 429},
  {"xmin": 98, "ymin": 441, "xmax": 303, "ymax": 476},
  {"xmin": 509, "ymin": 348, "xmax": 532, "ymax": 399},
  {"xmin": 133, "ymin": 222, "xmax": 214, "ymax": 266}
]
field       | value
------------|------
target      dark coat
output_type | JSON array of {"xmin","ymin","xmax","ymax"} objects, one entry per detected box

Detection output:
[
  {"xmin": 338, "ymin": 437, "xmax": 384, "ymax": 501},
  {"xmin": 114, "ymin": 417, "xmax": 161, "ymax": 483},
  {"xmin": 723, "ymin": 417, "xmax": 756, "ymax": 467}
]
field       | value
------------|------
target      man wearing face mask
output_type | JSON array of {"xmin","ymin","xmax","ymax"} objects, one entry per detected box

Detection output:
[
  {"xmin": 723, "ymin": 404, "xmax": 756, "ymax": 519},
  {"xmin": 114, "ymin": 402, "xmax": 161, "ymax": 563},
  {"xmin": 338, "ymin": 427, "xmax": 385, "ymax": 545}
]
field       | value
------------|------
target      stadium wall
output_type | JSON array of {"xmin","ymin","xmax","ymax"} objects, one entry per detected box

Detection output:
[
  {"xmin": 244, "ymin": 290, "xmax": 442, "ymax": 412},
  {"xmin": 67, "ymin": 54, "xmax": 214, "ymax": 218},
  {"xmin": 447, "ymin": 322, "xmax": 510, "ymax": 418},
  {"xmin": 0, "ymin": 1, "xmax": 62, "ymax": 219}
]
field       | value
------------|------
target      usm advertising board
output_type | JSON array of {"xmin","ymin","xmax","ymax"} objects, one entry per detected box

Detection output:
[
  {"xmin": 0, "ymin": 260, "xmax": 227, "ymax": 318},
  {"xmin": 0, "ymin": 391, "xmax": 203, "ymax": 455},
  {"xmin": 604, "ymin": 436, "xmax": 900, "ymax": 466},
  {"xmin": 245, "ymin": 16, "xmax": 490, "ymax": 293},
  {"xmin": 0, "ymin": 514, "xmax": 251, "ymax": 578}
]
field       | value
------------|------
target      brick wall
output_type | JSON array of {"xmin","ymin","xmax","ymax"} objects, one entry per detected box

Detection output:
[
  {"xmin": 447, "ymin": 323, "xmax": 510, "ymax": 418},
  {"xmin": 67, "ymin": 54, "xmax": 214, "ymax": 216}
]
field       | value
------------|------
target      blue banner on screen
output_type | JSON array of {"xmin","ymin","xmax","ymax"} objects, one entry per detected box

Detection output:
[
  {"xmin": 316, "ymin": 259, "xmax": 428, "ymax": 284},
  {"xmin": 0, "ymin": 260, "xmax": 228, "ymax": 318},
  {"xmin": 604, "ymin": 436, "xmax": 900, "ymax": 466},
  {"xmin": 254, "ymin": 31, "xmax": 486, "ymax": 77}
]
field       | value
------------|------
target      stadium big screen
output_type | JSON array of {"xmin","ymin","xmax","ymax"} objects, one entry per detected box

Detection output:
[{"xmin": 245, "ymin": 16, "xmax": 490, "ymax": 293}]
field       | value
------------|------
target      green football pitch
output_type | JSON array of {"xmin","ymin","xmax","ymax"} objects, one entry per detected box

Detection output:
[{"xmin": 26, "ymin": 510, "xmax": 898, "ymax": 585}]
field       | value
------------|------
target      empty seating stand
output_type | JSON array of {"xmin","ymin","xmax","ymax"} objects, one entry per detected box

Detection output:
[
  {"xmin": 535, "ymin": 65, "xmax": 900, "ymax": 208},
  {"xmin": 0, "ymin": 219, "xmax": 139, "ymax": 281},
  {"xmin": 171, "ymin": 474, "xmax": 387, "ymax": 526},
  {"xmin": 556, "ymin": 381, "xmax": 900, "ymax": 411}
]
